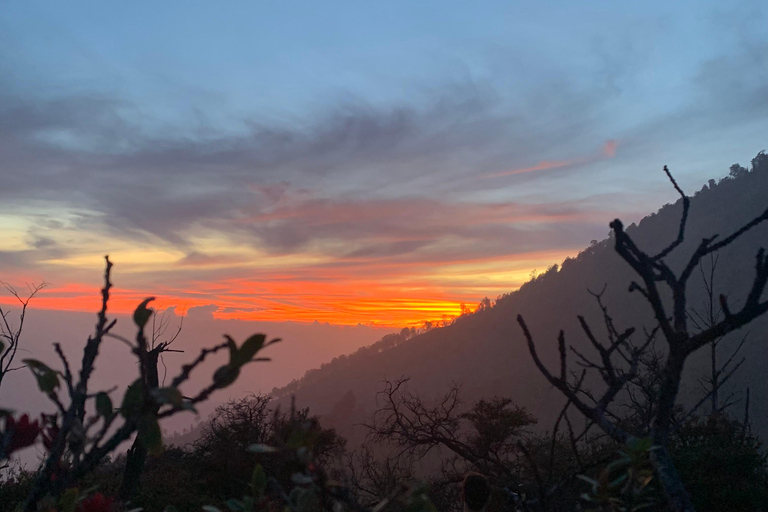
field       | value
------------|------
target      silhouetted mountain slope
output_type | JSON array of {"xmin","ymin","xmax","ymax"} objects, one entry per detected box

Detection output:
[{"xmin": 274, "ymin": 152, "xmax": 768, "ymax": 444}]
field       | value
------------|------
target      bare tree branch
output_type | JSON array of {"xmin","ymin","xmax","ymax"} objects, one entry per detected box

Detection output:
[{"xmin": 518, "ymin": 165, "xmax": 768, "ymax": 512}]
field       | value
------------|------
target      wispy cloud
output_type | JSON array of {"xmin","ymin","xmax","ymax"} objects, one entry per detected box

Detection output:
[
  {"xmin": 482, "ymin": 160, "xmax": 574, "ymax": 179},
  {"xmin": 1, "ymin": 1, "xmax": 766, "ymax": 325}
]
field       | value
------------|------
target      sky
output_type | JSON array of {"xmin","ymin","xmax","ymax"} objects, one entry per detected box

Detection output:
[{"xmin": 1, "ymin": 0, "xmax": 767, "ymax": 327}]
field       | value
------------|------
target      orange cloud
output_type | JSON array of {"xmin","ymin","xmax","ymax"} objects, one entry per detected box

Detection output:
[
  {"xmin": 0, "ymin": 169, "xmax": 618, "ymax": 328},
  {"xmin": 1, "ymin": 248, "xmax": 579, "ymax": 327},
  {"xmin": 482, "ymin": 139, "xmax": 620, "ymax": 180},
  {"xmin": 483, "ymin": 160, "xmax": 573, "ymax": 179}
]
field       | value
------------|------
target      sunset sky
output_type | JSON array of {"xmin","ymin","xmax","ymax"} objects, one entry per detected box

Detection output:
[{"xmin": 1, "ymin": 0, "xmax": 766, "ymax": 326}]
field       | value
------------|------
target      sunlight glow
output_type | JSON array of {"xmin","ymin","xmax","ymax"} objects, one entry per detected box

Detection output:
[{"xmin": 0, "ymin": 246, "xmax": 579, "ymax": 327}]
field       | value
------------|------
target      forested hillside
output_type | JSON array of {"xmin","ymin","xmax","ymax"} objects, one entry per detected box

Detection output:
[{"xmin": 274, "ymin": 152, "xmax": 768, "ymax": 444}]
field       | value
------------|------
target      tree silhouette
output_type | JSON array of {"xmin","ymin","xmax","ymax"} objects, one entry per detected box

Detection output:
[
  {"xmin": 0, "ymin": 282, "xmax": 47, "ymax": 394},
  {"xmin": 15, "ymin": 258, "xmax": 280, "ymax": 511},
  {"xmin": 119, "ymin": 310, "xmax": 184, "ymax": 499},
  {"xmin": 517, "ymin": 166, "xmax": 768, "ymax": 512}
]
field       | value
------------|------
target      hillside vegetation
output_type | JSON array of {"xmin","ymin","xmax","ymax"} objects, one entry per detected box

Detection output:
[
  {"xmin": 4, "ymin": 153, "xmax": 768, "ymax": 512},
  {"xmin": 274, "ymin": 152, "xmax": 768, "ymax": 445}
]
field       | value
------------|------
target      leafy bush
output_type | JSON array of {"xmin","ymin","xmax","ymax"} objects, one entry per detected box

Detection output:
[{"xmin": 672, "ymin": 414, "xmax": 768, "ymax": 512}]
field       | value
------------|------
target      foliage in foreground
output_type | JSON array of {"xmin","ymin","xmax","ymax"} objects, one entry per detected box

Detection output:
[
  {"xmin": 0, "ymin": 262, "xmax": 435, "ymax": 512},
  {"xmin": 0, "ymin": 258, "xmax": 282, "ymax": 511}
]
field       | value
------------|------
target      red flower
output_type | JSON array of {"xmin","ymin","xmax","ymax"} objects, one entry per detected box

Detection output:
[
  {"xmin": 3, "ymin": 414, "xmax": 41, "ymax": 455},
  {"xmin": 77, "ymin": 493, "xmax": 116, "ymax": 512}
]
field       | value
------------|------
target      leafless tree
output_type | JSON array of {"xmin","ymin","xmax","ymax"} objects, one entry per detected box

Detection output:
[
  {"xmin": 0, "ymin": 281, "xmax": 47, "ymax": 392},
  {"xmin": 517, "ymin": 166, "xmax": 768, "ymax": 512},
  {"xmin": 686, "ymin": 254, "xmax": 747, "ymax": 416},
  {"xmin": 348, "ymin": 442, "xmax": 419, "ymax": 507},
  {"xmin": 357, "ymin": 378, "xmax": 538, "ymax": 511}
]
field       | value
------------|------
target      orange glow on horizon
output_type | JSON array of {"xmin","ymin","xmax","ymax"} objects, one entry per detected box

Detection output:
[{"xmin": 0, "ymin": 248, "xmax": 579, "ymax": 327}]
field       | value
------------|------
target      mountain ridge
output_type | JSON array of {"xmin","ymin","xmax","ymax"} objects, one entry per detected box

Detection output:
[{"xmin": 273, "ymin": 152, "xmax": 768, "ymax": 444}]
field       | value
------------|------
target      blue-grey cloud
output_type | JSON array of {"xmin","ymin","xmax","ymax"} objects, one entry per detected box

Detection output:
[{"xmin": 0, "ymin": 9, "xmax": 766, "ymax": 263}]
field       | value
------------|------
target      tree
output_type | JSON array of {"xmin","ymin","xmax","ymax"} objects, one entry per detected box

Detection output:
[
  {"xmin": 686, "ymin": 253, "xmax": 747, "ymax": 416},
  {"xmin": 119, "ymin": 309, "xmax": 184, "ymax": 499},
  {"xmin": 0, "ymin": 281, "xmax": 47, "ymax": 393},
  {"xmin": 751, "ymin": 150, "xmax": 767, "ymax": 173},
  {"xmin": 0, "ymin": 257, "xmax": 280, "ymax": 511},
  {"xmin": 671, "ymin": 413, "xmax": 768, "ymax": 512},
  {"xmin": 517, "ymin": 166, "xmax": 768, "ymax": 512},
  {"xmin": 729, "ymin": 164, "xmax": 748, "ymax": 179},
  {"xmin": 356, "ymin": 378, "xmax": 538, "ymax": 511},
  {"xmin": 191, "ymin": 394, "xmax": 346, "ymax": 501}
]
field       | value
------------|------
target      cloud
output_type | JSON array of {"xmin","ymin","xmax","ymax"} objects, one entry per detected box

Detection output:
[
  {"xmin": 482, "ymin": 160, "xmax": 574, "ymax": 179},
  {"xmin": 0, "ymin": 72, "xmax": 615, "ymax": 251},
  {"xmin": 618, "ymin": 22, "xmax": 768, "ymax": 159},
  {"xmin": 344, "ymin": 240, "xmax": 433, "ymax": 259},
  {"xmin": 1, "ymin": 6, "xmax": 766, "ymax": 326},
  {"xmin": 0, "ymin": 243, "xmax": 71, "ymax": 271},
  {"xmin": 693, "ymin": 44, "xmax": 768, "ymax": 121},
  {"xmin": 602, "ymin": 140, "xmax": 619, "ymax": 158},
  {"xmin": 238, "ymin": 193, "xmax": 615, "ymax": 257},
  {"xmin": 185, "ymin": 304, "xmax": 219, "ymax": 322},
  {"xmin": 176, "ymin": 252, "xmax": 249, "ymax": 267},
  {"xmin": 477, "ymin": 139, "xmax": 620, "ymax": 180},
  {"xmin": 0, "ymin": 250, "xmax": 31, "ymax": 269}
]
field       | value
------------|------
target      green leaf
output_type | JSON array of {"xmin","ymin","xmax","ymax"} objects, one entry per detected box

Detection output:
[
  {"xmin": 296, "ymin": 446, "xmax": 309, "ymax": 464},
  {"xmin": 248, "ymin": 444, "xmax": 277, "ymax": 454},
  {"xmin": 23, "ymin": 359, "xmax": 60, "ymax": 394},
  {"xmin": 226, "ymin": 499, "xmax": 246, "ymax": 512},
  {"xmin": 607, "ymin": 474, "xmax": 628, "ymax": 490},
  {"xmin": 58, "ymin": 487, "xmax": 80, "ymax": 512},
  {"xmin": 202, "ymin": 507, "xmax": 222, "ymax": 512},
  {"xmin": 235, "ymin": 334, "xmax": 266, "ymax": 366},
  {"xmin": 291, "ymin": 472, "xmax": 314, "ymax": 485},
  {"xmin": 607, "ymin": 456, "xmax": 631, "ymax": 473},
  {"xmin": 405, "ymin": 489, "xmax": 437, "ymax": 512},
  {"xmin": 251, "ymin": 463, "xmax": 267, "ymax": 497},
  {"xmin": 121, "ymin": 379, "xmax": 144, "ymax": 418},
  {"xmin": 150, "ymin": 387, "xmax": 197, "ymax": 413},
  {"xmin": 133, "ymin": 297, "xmax": 155, "ymax": 328},
  {"xmin": 224, "ymin": 335, "xmax": 238, "ymax": 364},
  {"xmin": 96, "ymin": 392, "xmax": 113, "ymax": 420},
  {"xmin": 637, "ymin": 474, "xmax": 654, "ymax": 490},
  {"xmin": 137, "ymin": 413, "xmax": 163, "ymax": 455},
  {"xmin": 626, "ymin": 436, "xmax": 653, "ymax": 453},
  {"xmin": 179, "ymin": 401, "xmax": 197, "ymax": 413},
  {"xmin": 151, "ymin": 387, "xmax": 184, "ymax": 407},
  {"xmin": 576, "ymin": 474, "xmax": 599, "ymax": 490},
  {"xmin": 213, "ymin": 364, "xmax": 239, "ymax": 389}
]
